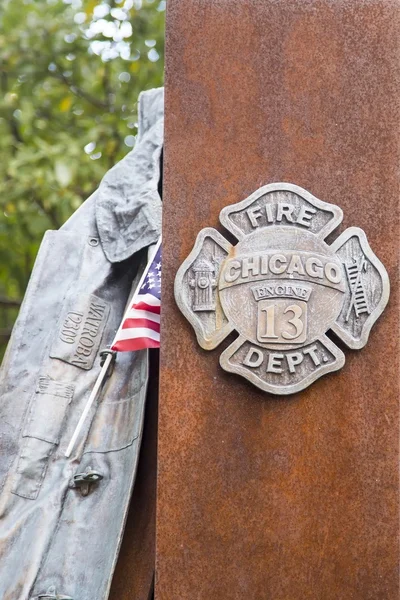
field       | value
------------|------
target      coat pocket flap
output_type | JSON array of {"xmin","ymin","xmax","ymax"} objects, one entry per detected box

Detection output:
[
  {"xmin": 84, "ymin": 387, "xmax": 146, "ymax": 454},
  {"xmin": 23, "ymin": 376, "xmax": 75, "ymax": 445},
  {"xmin": 12, "ymin": 437, "xmax": 54, "ymax": 500}
]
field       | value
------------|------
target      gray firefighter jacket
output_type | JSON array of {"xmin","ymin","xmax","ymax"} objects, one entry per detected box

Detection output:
[{"xmin": 0, "ymin": 87, "xmax": 163, "ymax": 600}]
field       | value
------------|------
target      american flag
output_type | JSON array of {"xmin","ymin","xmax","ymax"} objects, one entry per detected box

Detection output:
[{"xmin": 111, "ymin": 239, "xmax": 161, "ymax": 352}]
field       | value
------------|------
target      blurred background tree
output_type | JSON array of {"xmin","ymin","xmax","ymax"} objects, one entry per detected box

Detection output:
[{"xmin": 0, "ymin": 0, "xmax": 165, "ymax": 355}]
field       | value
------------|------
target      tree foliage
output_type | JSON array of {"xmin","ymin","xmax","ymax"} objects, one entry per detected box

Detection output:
[{"xmin": 0, "ymin": 0, "xmax": 165, "ymax": 353}]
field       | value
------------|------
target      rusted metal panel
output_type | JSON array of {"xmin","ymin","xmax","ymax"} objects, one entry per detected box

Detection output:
[
  {"xmin": 109, "ymin": 351, "xmax": 159, "ymax": 600},
  {"xmin": 157, "ymin": 0, "xmax": 399, "ymax": 598}
]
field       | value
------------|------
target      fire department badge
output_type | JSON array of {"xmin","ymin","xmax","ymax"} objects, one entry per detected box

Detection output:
[{"xmin": 174, "ymin": 183, "xmax": 390, "ymax": 395}]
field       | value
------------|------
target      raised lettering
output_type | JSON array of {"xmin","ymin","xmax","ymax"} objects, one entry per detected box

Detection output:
[
  {"xmin": 75, "ymin": 345, "xmax": 91, "ymax": 358},
  {"xmin": 281, "ymin": 304, "xmax": 304, "ymax": 340},
  {"xmin": 324, "ymin": 262, "xmax": 342, "ymax": 284},
  {"xmin": 243, "ymin": 347, "xmax": 263, "ymax": 368},
  {"xmin": 260, "ymin": 254, "xmax": 269, "ymax": 275},
  {"xmin": 269, "ymin": 254, "xmax": 287, "ymax": 275},
  {"xmin": 259, "ymin": 304, "xmax": 278, "ymax": 339},
  {"xmin": 71, "ymin": 355, "xmax": 88, "ymax": 366},
  {"xmin": 267, "ymin": 353, "xmax": 284, "ymax": 373},
  {"xmin": 297, "ymin": 205, "xmax": 317, "ymax": 227},
  {"xmin": 60, "ymin": 332, "xmax": 75, "ymax": 344},
  {"xmin": 265, "ymin": 203, "xmax": 274, "ymax": 223},
  {"xmin": 246, "ymin": 206, "xmax": 263, "ymax": 228},
  {"xmin": 286, "ymin": 352, "xmax": 304, "ymax": 373},
  {"xmin": 287, "ymin": 254, "xmax": 306, "ymax": 276},
  {"xmin": 303, "ymin": 345, "xmax": 321, "ymax": 366},
  {"xmin": 87, "ymin": 302, "xmax": 105, "ymax": 320},
  {"xmin": 82, "ymin": 326, "xmax": 96, "ymax": 338},
  {"xmin": 242, "ymin": 256, "xmax": 260, "ymax": 278},
  {"xmin": 79, "ymin": 336, "xmax": 94, "ymax": 349},
  {"xmin": 63, "ymin": 319, "xmax": 80, "ymax": 331},
  {"xmin": 305, "ymin": 257, "xmax": 323, "ymax": 278},
  {"xmin": 224, "ymin": 260, "xmax": 241, "ymax": 283},
  {"xmin": 82, "ymin": 324, "xmax": 99, "ymax": 338},
  {"xmin": 51, "ymin": 295, "xmax": 109, "ymax": 370},
  {"xmin": 68, "ymin": 312, "xmax": 83, "ymax": 323},
  {"xmin": 276, "ymin": 203, "xmax": 295, "ymax": 223}
]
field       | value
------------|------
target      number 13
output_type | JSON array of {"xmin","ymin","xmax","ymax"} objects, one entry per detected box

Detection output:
[{"xmin": 260, "ymin": 303, "xmax": 305, "ymax": 340}]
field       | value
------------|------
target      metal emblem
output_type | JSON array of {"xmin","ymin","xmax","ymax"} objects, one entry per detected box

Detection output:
[{"xmin": 174, "ymin": 183, "xmax": 390, "ymax": 395}]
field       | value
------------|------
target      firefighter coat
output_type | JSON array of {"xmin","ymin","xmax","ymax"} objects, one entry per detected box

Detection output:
[{"xmin": 0, "ymin": 87, "xmax": 163, "ymax": 600}]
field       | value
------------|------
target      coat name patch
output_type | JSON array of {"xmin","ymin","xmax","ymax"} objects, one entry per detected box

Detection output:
[{"xmin": 50, "ymin": 294, "xmax": 110, "ymax": 370}]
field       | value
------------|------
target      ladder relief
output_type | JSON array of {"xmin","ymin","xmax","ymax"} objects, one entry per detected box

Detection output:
[{"xmin": 345, "ymin": 257, "xmax": 370, "ymax": 321}]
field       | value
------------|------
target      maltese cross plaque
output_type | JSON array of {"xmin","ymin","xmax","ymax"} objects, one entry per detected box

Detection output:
[{"xmin": 175, "ymin": 183, "xmax": 390, "ymax": 395}]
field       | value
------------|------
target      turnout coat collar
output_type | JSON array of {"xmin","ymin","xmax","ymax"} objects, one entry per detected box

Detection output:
[{"xmin": 96, "ymin": 87, "xmax": 163, "ymax": 263}]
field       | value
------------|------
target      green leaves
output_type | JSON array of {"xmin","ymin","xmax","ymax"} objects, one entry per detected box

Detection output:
[
  {"xmin": 0, "ymin": 0, "xmax": 164, "ymax": 355},
  {"xmin": 54, "ymin": 160, "xmax": 74, "ymax": 187}
]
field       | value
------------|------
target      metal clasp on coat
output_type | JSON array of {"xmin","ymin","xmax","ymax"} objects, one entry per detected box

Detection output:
[
  {"xmin": 37, "ymin": 586, "xmax": 73, "ymax": 600},
  {"xmin": 72, "ymin": 465, "xmax": 103, "ymax": 497},
  {"xmin": 99, "ymin": 348, "xmax": 116, "ymax": 377}
]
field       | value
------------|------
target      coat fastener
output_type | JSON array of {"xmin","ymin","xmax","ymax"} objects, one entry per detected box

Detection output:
[
  {"xmin": 36, "ymin": 586, "xmax": 73, "ymax": 599},
  {"xmin": 72, "ymin": 466, "xmax": 104, "ymax": 497}
]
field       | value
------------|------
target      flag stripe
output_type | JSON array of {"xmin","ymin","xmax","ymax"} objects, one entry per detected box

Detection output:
[
  {"xmin": 114, "ymin": 327, "xmax": 160, "ymax": 342},
  {"xmin": 133, "ymin": 293, "xmax": 160, "ymax": 306},
  {"xmin": 136, "ymin": 293, "xmax": 160, "ymax": 306},
  {"xmin": 112, "ymin": 337, "xmax": 160, "ymax": 352},
  {"xmin": 112, "ymin": 240, "xmax": 162, "ymax": 352},
  {"xmin": 132, "ymin": 301, "xmax": 160, "ymax": 315},
  {"xmin": 125, "ymin": 308, "xmax": 160, "ymax": 323},
  {"xmin": 122, "ymin": 318, "xmax": 160, "ymax": 333}
]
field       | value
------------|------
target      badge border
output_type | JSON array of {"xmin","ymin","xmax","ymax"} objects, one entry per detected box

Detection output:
[
  {"xmin": 329, "ymin": 226, "xmax": 390, "ymax": 349},
  {"xmin": 174, "ymin": 227, "xmax": 234, "ymax": 350},
  {"xmin": 219, "ymin": 333, "xmax": 346, "ymax": 396},
  {"xmin": 174, "ymin": 184, "xmax": 391, "ymax": 395},
  {"xmin": 219, "ymin": 182, "xmax": 343, "ymax": 241}
]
